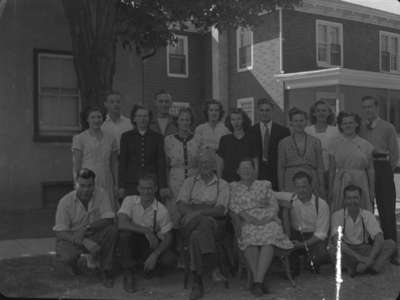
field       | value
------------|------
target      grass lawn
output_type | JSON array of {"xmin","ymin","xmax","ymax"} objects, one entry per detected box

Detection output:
[{"xmin": 0, "ymin": 254, "xmax": 399, "ymax": 300}]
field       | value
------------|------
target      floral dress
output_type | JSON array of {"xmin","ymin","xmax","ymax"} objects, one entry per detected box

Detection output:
[
  {"xmin": 164, "ymin": 134, "xmax": 200, "ymax": 226},
  {"xmin": 72, "ymin": 130, "xmax": 117, "ymax": 206},
  {"xmin": 229, "ymin": 180, "xmax": 293, "ymax": 251}
]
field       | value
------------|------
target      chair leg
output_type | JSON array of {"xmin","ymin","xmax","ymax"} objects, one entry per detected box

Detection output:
[{"xmin": 281, "ymin": 256, "xmax": 296, "ymax": 287}]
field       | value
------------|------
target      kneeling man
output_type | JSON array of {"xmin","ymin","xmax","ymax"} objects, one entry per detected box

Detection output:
[
  {"xmin": 53, "ymin": 168, "xmax": 118, "ymax": 287},
  {"xmin": 330, "ymin": 184, "xmax": 396, "ymax": 276},
  {"xmin": 118, "ymin": 173, "xmax": 177, "ymax": 293},
  {"xmin": 289, "ymin": 171, "xmax": 330, "ymax": 274}
]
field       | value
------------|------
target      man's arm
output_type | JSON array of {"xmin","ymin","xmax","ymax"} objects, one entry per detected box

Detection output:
[
  {"xmin": 388, "ymin": 125, "xmax": 399, "ymax": 170},
  {"xmin": 118, "ymin": 213, "xmax": 151, "ymax": 235},
  {"xmin": 365, "ymin": 232, "xmax": 384, "ymax": 267},
  {"xmin": 152, "ymin": 231, "xmax": 173, "ymax": 257}
]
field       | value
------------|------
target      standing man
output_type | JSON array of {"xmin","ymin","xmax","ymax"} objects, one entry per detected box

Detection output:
[
  {"xmin": 118, "ymin": 174, "xmax": 177, "ymax": 293},
  {"xmin": 359, "ymin": 95, "xmax": 399, "ymax": 265},
  {"xmin": 53, "ymin": 168, "xmax": 118, "ymax": 287},
  {"xmin": 101, "ymin": 91, "xmax": 133, "ymax": 152},
  {"xmin": 330, "ymin": 185, "xmax": 396, "ymax": 276},
  {"xmin": 119, "ymin": 105, "xmax": 168, "ymax": 197},
  {"xmin": 289, "ymin": 171, "xmax": 330, "ymax": 275},
  {"xmin": 150, "ymin": 89, "xmax": 178, "ymax": 136},
  {"xmin": 249, "ymin": 98, "xmax": 290, "ymax": 190}
]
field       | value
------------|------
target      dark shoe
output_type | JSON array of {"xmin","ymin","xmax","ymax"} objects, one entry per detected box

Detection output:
[
  {"xmin": 251, "ymin": 283, "xmax": 264, "ymax": 297},
  {"xmin": 101, "ymin": 270, "xmax": 114, "ymax": 288},
  {"xmin": 261, "ymin": 280, "xmax": 269, "ymax": 294},
  {"xmin": 123, "ymin": 270, "xmax": 136, "ymax": 293},
  {"xmin": 189, "ymin": 275, "xmax": 204, "ymax": 300}
]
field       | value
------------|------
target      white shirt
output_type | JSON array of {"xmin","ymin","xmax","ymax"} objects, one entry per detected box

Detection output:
[
  {"xmin": 101, "ymin": 115, "xmax": 133, "ymax": 152},
  {"xmin": 118, "ymin": 195, "xmax": 173, "ymax": 240},
  {"xmin": 290, "ymin": 194, "xmax": 330, "ymax": 240},
  {"xmin": 157, "ymin": 118, "xmax": 169, "ymax": 136},
  {"xmin": 260, "ymin": 121, "xmax": 272, "ymax": 161},
  {"xmin": 331, "ymin": 208, "xmax": 382, "ymax": 245},
  {"xmin": 305, "ymin": 125, "xmax": 339, "ymax": 170}
]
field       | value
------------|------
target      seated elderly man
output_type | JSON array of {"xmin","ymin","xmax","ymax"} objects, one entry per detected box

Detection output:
[
  {"xmin": 177, "ymin": 150, "xmax": 230, "ymax": 300},
  {"xmin": 53, "ymin": 168, "xmax": 118, "ymax": 287},
  {"xmin": 118, "ymin": 173, "xmax": 177, "ymax": 293},
  {"xmin": 288, "ymin": 171, "xmax": 330, "ymax": 275},
  {"xmin": 329, "ymin": 184, "xmax": 396, "ymax": 277}
]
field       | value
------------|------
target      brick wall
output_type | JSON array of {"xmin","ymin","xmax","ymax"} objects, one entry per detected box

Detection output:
[{"xmin": 282, "ymin": 9, "xmax": 400, "ymax": 73}]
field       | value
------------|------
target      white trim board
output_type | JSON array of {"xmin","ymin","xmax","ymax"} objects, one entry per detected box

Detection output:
[{"xmin": 275, "ymin": 67, "xmax": 400, "ymax": 90}]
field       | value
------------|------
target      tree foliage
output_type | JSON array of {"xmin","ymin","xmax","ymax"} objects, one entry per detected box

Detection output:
[{"xmin": 62, "ymin": 0, "xmax": 301, "ymax": 106}]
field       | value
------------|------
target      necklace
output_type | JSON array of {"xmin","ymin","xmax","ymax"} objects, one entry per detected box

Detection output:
[{"xmin": 292, "ymin": 133, "xmax": 307, "ymax": 158}]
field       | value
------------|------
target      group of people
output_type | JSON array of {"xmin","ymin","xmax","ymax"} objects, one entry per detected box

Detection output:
[{"xmin": 53, "ymin": 90, "xmax": 399, "ymax": 299}]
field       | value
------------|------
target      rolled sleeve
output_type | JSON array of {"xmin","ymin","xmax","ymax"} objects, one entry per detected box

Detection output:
[
  {"xmin": 53, "ymin": 200, "xmax": 70, "ymax": 232},
  {"xmin": 71, "ymin": 134, "xmax": 83, "ymax": 152},
  {"xmin": 118, "ymin": 197, "xmax": 134, "ymax": 218},
  {"xmin": 314, "ymin": 199, "xmax": 330, "ymax": 241},
  {"xmin": 157, "ymin": 207, "xmax": 173, "ymax": 239}
]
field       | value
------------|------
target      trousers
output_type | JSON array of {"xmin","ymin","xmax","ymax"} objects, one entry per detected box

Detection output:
[
  {"xmin": 118, "ymin": 231, "xmax": 177, "ymax": 271},
  {"xmin": 56, "ymin": 223, "xmax": 118, "ymax": 271}
]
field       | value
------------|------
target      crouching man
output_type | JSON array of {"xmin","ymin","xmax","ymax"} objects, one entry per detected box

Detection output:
[
  {"xmin": 177, "ymin": 151, "xmax": 230, "ymax": 300},
  {"xmin": 329, "ymin": 184, "xmax": 396, "ymax": 276},
  {"xmin": 118, "ymin": 173, "xmax": 177, "ymax": 293},
  {"xmin": 288, "ymin": 171, "xmax": 331, "ymax": 275},
  {"xmin": 53, "ymin": 168, "xmax": 118, "ymax": 287}
]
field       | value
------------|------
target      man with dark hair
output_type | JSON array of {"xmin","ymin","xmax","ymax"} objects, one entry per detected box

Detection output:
[
  {"xmin": 150, "ymin": 89, "xmax": 178, "ymax": 136},
  {"xmin": 359, "ymin": 95, "xmax": 400, "ymax": 265},
  {"xmin": 329, "ymin": 185, "xmax": 396, "ymax": 277},
  {"xmin": 118, "ymin": 174, "xmax": 177, "ymax": 293},
  {"xmin": 101, "ymin": 90, "xmax": 133, "ymax": 153},
  {"xmin": 288, "ymin": 171, "xmax": 330, "ymax": 275},
  {"xmin": 53, "ymin": 168, "xmax": 118, "ymax": 287},
  {"xmin": 249, "ymin": 97, "xmax": 290, "ymax": 190}
]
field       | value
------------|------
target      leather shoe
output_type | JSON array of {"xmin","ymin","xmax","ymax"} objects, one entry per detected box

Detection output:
[
  {"xmin": 189, "ymin": 276, "xmax": 204, "ymax": 300},
  {"xmin": 251, "ymin": 283, "xmax": 264, "ymax": 297},
  {"xmin": 101, "ymin": 270, "xmax": 114, "ymax": 288},
  {"xmin": 261, "ymin": 280, "xmax": 269, "ymax": 294},
  {"xmin": 123, "ymin": 270, "xmax": 136, "ymax": 293}
]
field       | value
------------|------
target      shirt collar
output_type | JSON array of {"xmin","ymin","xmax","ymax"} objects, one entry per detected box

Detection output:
[
  {"xmin": 260, "ymin": 120, "xmax": 272, "ymax": 130},
  {"xmin": 105, "ymin": 114, "xmax": 123, "ymax": 123},
  {"xmin": 293, "ymin": 194, "xmax": 315, "ymax": 206},
  {"xmin": 366, "ymin": 117, "xmax": 380, "ymax": 129}
]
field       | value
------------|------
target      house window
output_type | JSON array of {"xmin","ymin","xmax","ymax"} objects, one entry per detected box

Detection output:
[
  {"xmin": 34, "ymin": 49, "xmax": 81, "ymax": 142},
  {"xmin": 236, "ymin": 27, "xmax": 253, "ymax": 72},
  {"xmin": 380, "ymin": 31, "xmax": 400, "ymax": 73},
  {"xmin": 167, "ymin": 35, "xmax": 188, "ymax": 78},
  {"xmin": 316, "ymin": 20, "xmax": 343, "ymax": 67}
]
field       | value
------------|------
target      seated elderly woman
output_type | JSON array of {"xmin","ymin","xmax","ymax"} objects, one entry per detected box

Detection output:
[
  {"xmin": 229, "ymin": 158, "xmax": 293, "ymax": 297},
  {"xmin": 176, "ymin": 149, "xmax": 230, "ymax": 300}
]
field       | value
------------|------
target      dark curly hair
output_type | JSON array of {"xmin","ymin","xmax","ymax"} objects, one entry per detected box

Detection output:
[
  {"xmin": 130, "ymin": 104, "xmax": 153, "ymax": 127},
  {"xmin": 288, "ymin": 107, "xmax": 308, "ymax": 121},
  {"xmin": 80, "ymin": 106, "xmax": 105, "ymax": 130},
  {"xmin": 203, "ymin": 99, "xmax": 225, "ymax": 122},
  {"xmin": 336, "ymin": 111, "xmax": 361, "ymax": 134},
  {"xmin": 225, "ymin": 108, "xmax": 252, "ymax": 133},
  {"xmin": 309, "ymin": 100, "xmax": 335, "ymax": 125}
]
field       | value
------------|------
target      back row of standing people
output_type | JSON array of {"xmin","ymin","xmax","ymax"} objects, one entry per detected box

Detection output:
[{"xmin": 71, "ymin": 90, "xmax": 399, "ymax": 264}]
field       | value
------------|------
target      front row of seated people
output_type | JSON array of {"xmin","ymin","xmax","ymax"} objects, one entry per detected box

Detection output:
[{"xmin": 53, "ymin": 156, "xmax": 397, "ymax": 300}]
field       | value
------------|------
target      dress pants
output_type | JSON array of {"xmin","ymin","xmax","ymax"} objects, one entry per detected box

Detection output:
[{"xmin": 56, "ymin": 223, "xmax": 118, "ymax": 271}]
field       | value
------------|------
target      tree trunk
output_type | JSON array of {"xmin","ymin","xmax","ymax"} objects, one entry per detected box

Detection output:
[{"xmin": 62, "ymin": 0, "xmax": 119, "ymax": 108}]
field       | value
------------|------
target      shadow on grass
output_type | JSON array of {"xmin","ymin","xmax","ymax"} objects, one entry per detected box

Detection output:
[{"xmin": 0, "ymin": 255, "xmax": 98, "ymax": 298}]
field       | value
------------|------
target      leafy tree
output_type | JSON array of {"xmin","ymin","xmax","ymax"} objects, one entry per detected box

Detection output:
[{"xmin": 62, "ymin": 0, "xmax": 301, "ymax": 106}]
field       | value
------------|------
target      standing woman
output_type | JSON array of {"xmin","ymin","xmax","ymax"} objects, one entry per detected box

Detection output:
[
  {"xmin": 328, "ymin": 112, "xmax": 374, "ymax": 212},
  {"xmin": 164, "ymin": 108, "xmax": 200, "ymax": 226},
  {"xmin": 72, "ymin": 106, "xmax": 119, "ymax": 210},
  {"xmin": 216, "ymin": 108, "xmax": 258, "ymax": 182},
  {"xmin": 305, "ymin": 100, "xmax": 339, "ymax": 198},
  {"xmin": 278, "ymin": 108, "xmax": 325, "ymax": 197},
  {"xmin": 194, "ymin": 99, "xmax": 230, "ymax": 152}
]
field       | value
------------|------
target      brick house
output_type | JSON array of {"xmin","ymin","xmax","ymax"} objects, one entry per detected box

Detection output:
[{"xmin": 1, "ymin": 0, "xmax": 400, "ymax": 210}]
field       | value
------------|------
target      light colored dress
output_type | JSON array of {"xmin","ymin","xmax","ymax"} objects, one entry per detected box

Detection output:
[
  {"xmin": 328, "ymin": 135, "xmax": 374, "ymax": 213},
  {"xmin": 72, "ymin": 130, "xmax": 117, "ymax": 205},
  {"xmin": 229, "ymin": 180, "xmax": 293, "ymax": 251},
  {"xmin": 164, "ymin": 134, "xmax": 200, "ymax": 226},
  {"xmin": 305, "ymin": 125, "xmax": 339, "ymax": 171},
  {"xmin": 278, "ymin": 134, "xmax": 324, "ymax": 195},
  {"xmin": 194, "ymin": 122, "xmax": 230, "ymax": 152}
]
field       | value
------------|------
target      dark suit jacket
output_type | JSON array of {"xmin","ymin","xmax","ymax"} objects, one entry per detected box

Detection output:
[
  {"xmin": 119, "ymin": 129, "xmax": 167, "ymax": 192},
  {"xmin": 249, "ymin": 122, "xmax": 290, "ymax": 189}
]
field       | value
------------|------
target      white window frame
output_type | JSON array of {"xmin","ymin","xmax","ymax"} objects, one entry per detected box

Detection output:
[
  {"xmin": 166, "ymin": 34, "xmax": 189, "ymax": 78},
  {"xmin": 237, "ymin": 97, "xmax": 255, "ymax": 124},
  {"xmin": 316, "ymin": 20, "xmax": 343, "ymax": 68},
  {"xmin": 236, "ymin": 27, "xmax": 254, "ymax": 72},
  {"xmin": 379, "ymin": 31, "xmax": 400, "ymax": 74},
  {"xmin": 38, "ymin": 52, "xmax": 81, "ymax": 136}
]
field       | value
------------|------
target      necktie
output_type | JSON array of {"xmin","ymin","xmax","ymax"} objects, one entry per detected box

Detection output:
[{"xmin": 263, "ymin": 125, "xmax": 270, "ymax": 162}]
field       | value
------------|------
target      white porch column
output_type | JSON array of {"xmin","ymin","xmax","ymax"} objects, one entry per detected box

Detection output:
[{"xmin": 0, "ymin": 0, "xmax": 8, "ymax": 19}]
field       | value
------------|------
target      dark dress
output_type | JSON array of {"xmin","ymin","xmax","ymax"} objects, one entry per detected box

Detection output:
[
  {"xmin": 119, "ymin": 128, "xmax": 167, "ymax": 195},
  {"xmin": 216, "ymin": 133, "xmax": 256, "ymax": 182}
]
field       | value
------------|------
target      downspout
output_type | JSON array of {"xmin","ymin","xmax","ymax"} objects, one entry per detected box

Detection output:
[{"xmin": 278, "ymin": 6, "xmax": 284, "ymax": 74}]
